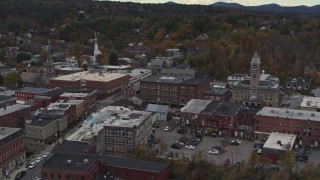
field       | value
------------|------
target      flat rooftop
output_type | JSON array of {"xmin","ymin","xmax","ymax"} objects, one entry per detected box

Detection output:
[
  {"xmin": 102, "ymin": 156, "xmax": 169, "ymax": 173},
  {"xmin": 263, "ymin": 132, "xmax": 296, "ymax": 150},
  {"xmin": 257, "ymin": 107, "xmax": 320, "ymax": 121},
  {"xmin": 0, "ymin": 104, "xmax": 30, "ymax": 116},
  {"xmin": 43, "ymin": 154, "xmax": 98, "ymax": 171},
  {"xmin": 15, "ymin": 87, "xmax": 52, "ymax": 94},
  {"xmin": 60, "ymin": 92, "xmax": 89, "ymax": 98},
  {"xmin": 300, "ymin": 96, "xmax": 320, "ymax": 109},
  {"xmin": 0, "ymin": 127, "xmax": 21, "ymax": 140},
  {"xmin": 141, "ymin": 75, "xmax": 206, "ymax": 84},
  {"xmin": 52, "ymin": 71, "xmax": 127, "ymax": 82},
  {"xmin": 67, "ymin": 106, "xmax": 152, "ymax": 141}
]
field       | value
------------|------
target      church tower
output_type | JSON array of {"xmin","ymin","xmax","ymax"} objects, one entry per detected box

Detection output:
[
  {"xmin": 249, "ymin": 52, "xmax": 261, "ymax": 100},
  {"xmin": 45, "ymin": 40, "xmax": 55, "ymax": 78}
]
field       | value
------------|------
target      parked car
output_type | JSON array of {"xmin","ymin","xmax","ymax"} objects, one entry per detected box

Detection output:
[
  {"xmin": 231, "ymin": 140, "xmax": 240, "ymax": 146},
  {"xmin": 171, "ymin": 143, "xmax": 182, "ymax": 149},
  {"xmin": 36, "ymin": 157, "xmax": 43, "ymax": 163},
  {"xmin": 234, "ymin": 161, "xmax": 241, "ymax": 166},
  {"xmin": 212, "ymin": 146, "xmax": 222, "ymax": 151},
  {"xmin": 42, "ymin": 152, "xmax": 50, "ymax": 158},
  {"xmin": 185, "ymin": 145, "xmax": 195, "ymax": 150},
  {"xmin": 28, "ymin": 162, "xmax": 36, "ymax": 169},
  {"xmin": 224, "ymin": 159, "xmax": 231, "ymax": 166},
  {"xmin": 164, "ymin": 126, "xmax": 169, "ymax": 131},
  {"xmin": 177, "ymin": 128, "xmax": 186, "ymax": 134},
  {"xmin": 14, "ymin": 171, "xmax": 26, "ymax": 180},
  {"xmin": 208, "ymin": 149, "xmax": 220, "ymax": 155}
]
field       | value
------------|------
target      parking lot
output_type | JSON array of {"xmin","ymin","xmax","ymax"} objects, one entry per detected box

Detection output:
[{"xmin": 153, "ymin": 123, "xmax": 254, "ymax": 165}]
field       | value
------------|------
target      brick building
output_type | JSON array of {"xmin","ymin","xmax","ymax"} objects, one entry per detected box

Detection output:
[
  {"xmin": 0, "ymin": 104, "xmax": 31, "ymax": 128},
  {"xmin": 236, "ymin": 106, "xmax": 262, "ymax": 139},
  {"xmin": 41, "ymin": 154, "xmax": 100, "ymax": 180},
  {"xmin": 53, "ymin": 140, "xmax": 96, "ymax": 155},
  {"xmin": 102, "ymin": 156, "xmax": 169, "ymax": 180},
  {"xmin": 0, "ymin": 127, "xmax": 26, "ymax": 179},
  {"xmin": 49, "ymin": 71, "xmax": 130, "ymax": 97},
  {"xmin": 15, "ymin": 87, "xmax": 53, "ymax": 104},
  {"xmin": 203, "ymin": 88, "xmax": 231, "ymax": 102},
  {"xmin": 260, "ymin": 132, "xmax": 296, "ymax": 164},
  {"xmin": 140, "ymin": 75, "xmax": 209, "ymax": 106},
  {"xmin": 255, "ymin": 107, "xmax": 320, "ymax": 147},
  {"xmin": 180, "ymin": 99, "xmax": 241, "ymax": 136},
  {"xmin": 0, "ymin": 95, "xmax": 16, "ymax": 109}
]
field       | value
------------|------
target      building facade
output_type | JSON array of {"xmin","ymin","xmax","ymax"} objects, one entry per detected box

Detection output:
[
  {"xmin": 15, "ymin": 87, "xmax": 52, "ymax": 104},
  {"xmin": 232, "ymin": 52, "xmax": 280, "ymax": 107},
  {"xmin": 41, "ymin": 154, "xmax": 100, "ymax": 180},
  {"xmin": 49, "ymin": 71, "xmax": 130, "ymax": 96},
  {"xmin": 0, "ymin": 95, "xmax": 16, "ymax": 109},
  {"xmin": 255, "ymin": 107, "xmax": 320, "ymax": 147},
  {"xmin": 140, "ymin": 75, "xmax": 209, "ymax": 105},
  {"xmin": 180, "ymin": 99, "xmax": 241, "ymax": 137},
  {"xmin": 102, "ymin": 156, "xmax": 169, "ymax": 180},
  {"xmin": 0, "ymin": 127, "xmax": 26, "ymax": 179},
  {"xmin": 0, "ymin": 104, "xmax": 31, "ymax": 128}
]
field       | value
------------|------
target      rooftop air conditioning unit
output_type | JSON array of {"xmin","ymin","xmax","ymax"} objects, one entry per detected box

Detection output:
[{"xmin": 65, "ymin": 160, "xmax": 72, "ymax": 165}]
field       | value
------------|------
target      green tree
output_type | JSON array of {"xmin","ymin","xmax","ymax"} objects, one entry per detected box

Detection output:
[
  {"xmin": 109, "ymin": 51, "xmax": 118, "ymax": 65},
  {"xmin": 281, "ymin": 150, "xmax": 295, "ymax": 170},
  {"xmin": 4, "ymin": 72, "xmax": 21, "ymax": 89},
  {"xmin": 16, "ymin": 52, "xmax": 31, "ymax": 62}
]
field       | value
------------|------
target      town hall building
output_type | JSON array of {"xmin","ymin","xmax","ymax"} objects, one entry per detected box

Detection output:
[{"xmin": 232, "ymin": 52, "xmax": 280, "ymax": 107}]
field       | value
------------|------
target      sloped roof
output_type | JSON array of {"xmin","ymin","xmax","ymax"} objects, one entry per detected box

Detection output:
[{"xmin": 146, "ymin": 104, "xmax": 169, "ymax": 113}]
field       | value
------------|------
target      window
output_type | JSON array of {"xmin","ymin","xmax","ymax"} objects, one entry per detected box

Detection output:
[{"xmin": 273, "ymin": 122, "xmax": 276, "ymax": 126}]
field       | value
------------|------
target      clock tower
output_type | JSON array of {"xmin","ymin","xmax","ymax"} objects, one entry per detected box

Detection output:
[{"xmin": 249, "ymin": 52, "xmax": 261, "ymax": 100}]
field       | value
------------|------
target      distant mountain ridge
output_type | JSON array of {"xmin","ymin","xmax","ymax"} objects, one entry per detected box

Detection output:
[{"xmin": 211, "ymin": 2, "xmax": 320, "ymax": 15}]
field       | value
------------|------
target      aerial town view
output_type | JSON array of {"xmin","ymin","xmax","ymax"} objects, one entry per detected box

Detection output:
[{"xmin": 0, "ymin": 0, "xmax": 320, "ymax": 179}]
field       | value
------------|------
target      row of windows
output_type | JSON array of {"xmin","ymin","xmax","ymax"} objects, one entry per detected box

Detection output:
[
  {"xmin": 106, "ymin": 139, "xmax": 134, "ymax": 145},
  {"xmin": 105, "ymin": 130, "xmax": 134, "ymax": 137},
  {"xmin": 257, "ymin": 121, "xmax": 319, "ymax": 130},
  {"xmin": 257, "ymin": 128, "xmax": 319, "ymax": 137}
]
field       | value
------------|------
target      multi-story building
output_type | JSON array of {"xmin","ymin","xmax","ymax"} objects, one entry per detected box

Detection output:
[
  {"xmin": 102, "ymin": 156, "xmax": 169, "ymax": 180},
  {"xmin": 41, "ymin": 154, "xmax": 100, "ymax": 180},
  {"xmin": 203, "ymin": 88, "xmax": 231, "ymax": 102},
  {"xmin": 180, "ymin": 99, "xmax": 241, "ymax": 136},
  {"xmin": 0, "ymin": 104, "xmax": 31, "ymax": 128},
  {"xmin": 25, "ymin": 109, "xmax": 68, "ymax": 152},
  {"xmin": 0, "ymin": 95, "xmax": 16, "ymax": 109},
  {"xmin": 255, "ymin": 107, "xmax": 320, "ymax": 147},
  {"xmin": 232, "ymin": 52, "xmax": 280, "ymax": 107},
  {"xmin": 236, "ymin": 106, "xmax": 262, "ymax": 139},
  {"xmin": 49, "ymin": 71, "xmax": 130, "ymax": 96},
  {"xmin": 15, "ymin": 87, "xmax": 53, "ymax": 104},
  {"xmin": 46, "ymin": 102, "xmax": 76, "ymax": 128},
  {"xmin": 300, "ymin": 96, "xmax": 320, "ymax": 112},
  {"xmin": 67, "ymin": 106, "xmax": 152, "ymax": 155},
  {"xmin": 286, "ymin": 77, "xmax": 311, "ymax": 91},
  {"xmin": 227, "ymin": 73, "xmax": 247, "ymax": 86},
  {"xmin": 53, "ymin": 140, "xmax": 96, "ymax": 155},
  {"xmin": 0, "ymin": 127, "xmax": 26, "ymax": 179},
  {"xmin": 140, "ymin": 75, "xmax": 209, "ymax": 105}
]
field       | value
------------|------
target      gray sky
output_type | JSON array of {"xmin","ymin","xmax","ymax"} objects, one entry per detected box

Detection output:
[{"xmin": 106, "ymin": 0, "xmax": 319, "ymax": 6}]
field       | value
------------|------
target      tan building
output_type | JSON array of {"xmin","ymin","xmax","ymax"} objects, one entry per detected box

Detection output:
[
  {"xmin": 232, "ymin": 52, "xmax": 280, "ymax": 107},
  {"xmin": 25, "ymin": 113, "xmax": 67, "ymax": 153}
]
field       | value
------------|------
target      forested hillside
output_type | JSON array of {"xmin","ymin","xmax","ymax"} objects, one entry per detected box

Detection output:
[{"xmin": 1, "ymin": 0, "xmax": 320, "ymax": 83}]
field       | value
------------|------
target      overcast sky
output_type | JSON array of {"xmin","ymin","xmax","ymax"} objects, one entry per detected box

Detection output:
[{"xmin": 106, "ymin": 0, "xmax": 319, "ymax": 6}]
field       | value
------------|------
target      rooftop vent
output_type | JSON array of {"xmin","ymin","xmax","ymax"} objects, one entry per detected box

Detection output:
[
  {"xmin": 311, "ymin": 113, "xmax": 315, "ymax": 117},
  {"xmin": 38, "ymin": 118, "xmax": 42, "ymax": 122},
  {"xmin": 285, "ymin": 110, "xmax": 290, "ymax": 114},
  {"xmin": 65, "ymin": 160, "xmax": 72, "ymax": 165},
  {"xmin": 271, "ymin": 110, "xmax": 275, "ymax": 113}
]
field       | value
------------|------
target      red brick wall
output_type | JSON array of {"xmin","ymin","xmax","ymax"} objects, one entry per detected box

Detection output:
[
  {"xmin": 255, "ymin": 115, "xmax": 320, "ymax": 145},
  {"xmin": 0, "ymin": 106, "xmax": 31, "ymax": 128},
  {"xmin": 42, "ymin": 158, "xmax": 100, "ymax": 180},
  {"xmin": 103, "ymin": 166, "xmax": 169, "ymax": 180},
  {"xmin": 0, "ymin": 135, "xmax": 25, "ymax": 166}
]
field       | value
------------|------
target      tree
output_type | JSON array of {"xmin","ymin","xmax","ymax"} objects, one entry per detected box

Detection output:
[
  {"xmin": 4, "ymin": 72, "xmax": 21, "ymax": 89},
  {"xmin": 109, "ymin": 51, "xmax": 118, "ymax": 65},
  {"xmin": 158, "ymin": 138, "xmax": 168, "ymax": 156},
  {"xmin": 281, "ymin": 150, "xmax": 295, "ymax": 171},
  {"xmin": 16, "ymin": 52, "xmax": 31, "ymax": 62}
]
